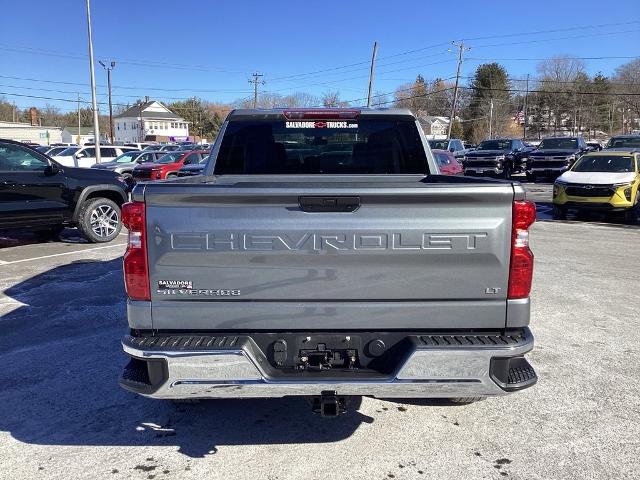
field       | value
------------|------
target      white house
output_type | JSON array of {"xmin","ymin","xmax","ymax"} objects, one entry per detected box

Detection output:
[
  {"xmin": 114, "ymin": 100, "xmax": 189, "ymax": 143},
  {"xmin": 0, "ymin": 121, "xmax": 62, "ymax": 144},
  {"xmin": 417, "ymin": 115, "xmax": 450, "ymax": 139}
]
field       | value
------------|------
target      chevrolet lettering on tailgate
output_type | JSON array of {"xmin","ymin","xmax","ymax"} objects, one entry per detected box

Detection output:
[{"xmin": 169, "ymin": 232, "xmax": 489, "ymax": 252}]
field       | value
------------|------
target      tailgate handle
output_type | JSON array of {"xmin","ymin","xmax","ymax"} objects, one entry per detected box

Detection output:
[{"xmin": 299, "ymin": 196, "xmax": 360, "ymax": 213}]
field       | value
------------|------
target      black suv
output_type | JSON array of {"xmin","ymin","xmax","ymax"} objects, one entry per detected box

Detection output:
[
  {"xmin": 463, "ymin": 138, "xmax": 531, "ymax": 179},
  {"xmin": 0, "ymin": 139, "xmax": 129, "ymax": 243},
  {"xmin": 604, "ymin": 135, "xmax": 640, "ymax": 151},
  {"xmin": 526, "ymin": 136, "xmax": 589, "ymax": 181}
]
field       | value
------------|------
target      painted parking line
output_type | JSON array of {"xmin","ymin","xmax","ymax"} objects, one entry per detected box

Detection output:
[{"xmin": 1, "ymin": 243, "xmax": 127, "ymax": 265}]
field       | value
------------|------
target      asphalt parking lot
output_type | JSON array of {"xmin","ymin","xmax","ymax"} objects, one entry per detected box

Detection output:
[{"xmin": 0, "ymin": 181, "xmax": 638, "ymax": 480}]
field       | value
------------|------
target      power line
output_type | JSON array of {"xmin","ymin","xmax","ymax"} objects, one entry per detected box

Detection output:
[
  {"xmin": 260, "ymin": 21, "xmax": 640, "ymax": 84},
  {"xmin": 0, "ymin": 91, "xmax": 241, "ymax": 111},
  {"xmin": 0, "ymin": 44, "xmax": 248, "ymax": 74},
  {"xmin": 459, "ymin": 75, "xmax": 640, "ymax": 87},
  {"xmin": 471, "ymin": 28, "xmax": 640, "ymax": 50},
  {"xmin": 466, "ymin": 55, "xmax": 639, "ymax": 62},
  {"xmin": 0, "ymin": 83, "xmax": 253, "ymax": 104},
  {"xmin": 0, "ymin": 74, "xmax": 254, "ymax": 94},
  {"xmin": 459, "ymin": 85, "xmax": 640, "ymax": 97},
  {"xmin": 461, "ymin": 20, "xmax": 640, "ymax": 42},
  {"xmin": 262, "ymin": 23, "xmax": 640, "ymax": 87},
  {"xmin": 268, "ymin": 52, "xmax": 451, "ymax": 85},
  {"xmin": 266, "ymin": 59, "xmax": 455, "ymax": 95}
]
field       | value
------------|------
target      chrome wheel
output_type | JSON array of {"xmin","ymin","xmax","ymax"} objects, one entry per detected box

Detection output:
[{"xmin": 89, "ymin": 204, "xmax": 119, "ymax": 238}]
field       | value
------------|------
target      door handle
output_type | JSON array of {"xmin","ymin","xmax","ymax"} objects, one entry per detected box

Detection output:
[{"xmin": 299, "ymin": 196, "xmax": 360, "ymax": 213}]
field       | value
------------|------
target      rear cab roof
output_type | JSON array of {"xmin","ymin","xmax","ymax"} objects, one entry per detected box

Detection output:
[{"xmin": 226, "ymin": 107, "xmax": 416, "ymax": 121}]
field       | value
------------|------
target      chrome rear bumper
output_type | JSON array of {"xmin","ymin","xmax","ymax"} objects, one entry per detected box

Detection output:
[{"xmin": 121, "ymin": 329, "xmax": 536, "ymax": 399}]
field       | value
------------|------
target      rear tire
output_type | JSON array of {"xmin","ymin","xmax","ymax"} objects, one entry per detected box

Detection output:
[{"xmin": 77, "ymin": 197, "xmax": 122, "ymax": 243}]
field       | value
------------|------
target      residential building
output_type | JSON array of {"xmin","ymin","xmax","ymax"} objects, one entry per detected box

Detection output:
[
  {"xmin": 417, "ymin": 115, "xmax": 450, "ymax": 139},
  {"xmin": 114, "ymin": 100, "xmax": 189, "ymax": 143}
]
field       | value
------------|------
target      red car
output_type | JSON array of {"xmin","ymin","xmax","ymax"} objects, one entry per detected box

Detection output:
[
  {"xmin": 132, "ymin": 150, "xmax": 209, "ymax": 181},
  {"xmin": 432, "ymin": 149, "xmax": 463, "ymax": 175}
]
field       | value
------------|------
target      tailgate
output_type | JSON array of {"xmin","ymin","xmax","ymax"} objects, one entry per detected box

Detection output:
[{"xmin": 144, "ymin": 179, "xmax": 514, "ymax": 330}]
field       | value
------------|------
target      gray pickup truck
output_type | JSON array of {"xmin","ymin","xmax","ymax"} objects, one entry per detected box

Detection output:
[{"xmin": 119, "ymin": 108, "xmax": 537, "ymax": 415}]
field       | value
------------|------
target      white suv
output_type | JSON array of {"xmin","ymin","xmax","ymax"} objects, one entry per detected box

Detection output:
[{"xmin": 51, "ymin": 146, "xmax": 137, "ymax": 168}]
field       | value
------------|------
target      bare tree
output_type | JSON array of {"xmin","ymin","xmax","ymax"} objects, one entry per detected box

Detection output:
[
  {"xmin": 321, "ymin": 91, "xmax": 349, "ymax": 107},
  {"xmin": 613, "ymin": 59, "xmax": 640, "ymax": 131},
  {"xmin": 371, "ymin": 90, "xmax": 390, "ymax": 107},
  {"xmin": 536, "ymin": 55, "xmax": 586, "ymax": 134}
]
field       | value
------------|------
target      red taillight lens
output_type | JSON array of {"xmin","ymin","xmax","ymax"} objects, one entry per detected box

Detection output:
[
  {"xmin": 508, "ymin": 200, "xmax": 536, "ymax": 299},
  {"xmin": 121, "ymin": 201, "xmax": 150, "ymax": 301},
  {"xmin": 283, "ymin": 109, "xmax": 360, "ymax": 120}
]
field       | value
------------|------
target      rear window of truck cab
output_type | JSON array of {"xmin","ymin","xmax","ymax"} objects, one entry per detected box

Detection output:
[
  {"xmin": 214, "ymin": 119, "xmax": 430, "ymax": 174},
  {"xmin": 538, "ymin": 138, "xmax": 578, "ymax": 149}
]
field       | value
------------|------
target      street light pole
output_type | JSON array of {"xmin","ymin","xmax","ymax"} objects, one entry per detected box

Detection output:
[
  {"xmin": 99, "ymin": 60, "xmax": 116, "ymax": 144},
  {"xmin": 85, "ymin": 0, "xmax": 101, "ymax": 163}
]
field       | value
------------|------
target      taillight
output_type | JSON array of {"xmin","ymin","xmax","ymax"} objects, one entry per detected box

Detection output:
[
  {"xmin": 508, "ymin": 200, "xmax": 536, "ymax": 299},
  {"xmin": 121, "ymin": 201, "xmax": 150, "ymax": 301},
  {"xmin": 283, "ymin": 109, "xmax": 360, "ymax": 120}
]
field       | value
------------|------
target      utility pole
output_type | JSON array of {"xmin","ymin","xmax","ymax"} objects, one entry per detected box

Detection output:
[
  {"xmin": 366, "ymin": 41, "xmax": 378, "ymax": 108},
  {"xmin": 522, "ymin": 74, "xmax": 529, "ymax": 140},
  {"xmin": 77, "ymin": 93, "xmax": 81, "ymax": 145},
  {"xmin": 139, "ymin": 101, "xmax": 144, "ymax": 142},
  {"xmin": 85, "ymin": 0, "xmax": 101, "ymax": 162},
  {"xmin": 447, "ymin": 41, "xmax": 470, "ymax": 139},
  {"xmin": 488, "ymin": 98, "xmax": 494, "ymax": 138},
  {"xmin": 248, "ymin": 72, "xmax": 264, "ymax": 109},
  {"xmin": 99, "ymin": 60, "xmax": 116, "ymax": 144}
]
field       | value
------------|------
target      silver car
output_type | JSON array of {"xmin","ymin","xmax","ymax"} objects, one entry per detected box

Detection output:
[{"xmin": 91, "ymin": 150, "xmax": 165, "ymax": 181}]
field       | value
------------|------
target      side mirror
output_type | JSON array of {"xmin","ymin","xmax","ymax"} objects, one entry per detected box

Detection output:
[
  {"xmin": 44, "ymin": 163, "xmax": 59, "ymax": 176},
  {"xmin": 75, "ymin": 152, "xmax": 86, "ymax": 159}
]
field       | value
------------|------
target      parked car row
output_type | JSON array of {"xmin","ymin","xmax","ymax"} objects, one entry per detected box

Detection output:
[
  {"xmin": 462, "ymin": 138, "xmax": 534, "ymax": 179},
  {"xmin": 91, "ymin": 149, "xmax": 211, "ymax": 182},
  {"xmin": 131, "ymin": 150, "xmax": 208, "ymax": 181},
  {"xmin": 456, "ymin": 134, "xmax": 640, "ymax": 181},
  {"xmin": 0, "ymin": 138, "xmax": 214, "ymax": 244}
]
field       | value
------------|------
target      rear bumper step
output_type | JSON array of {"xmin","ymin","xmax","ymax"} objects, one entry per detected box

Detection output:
[{"xmin": 120, "ymin": 328, "xmax": 536, "ymax": 399}]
